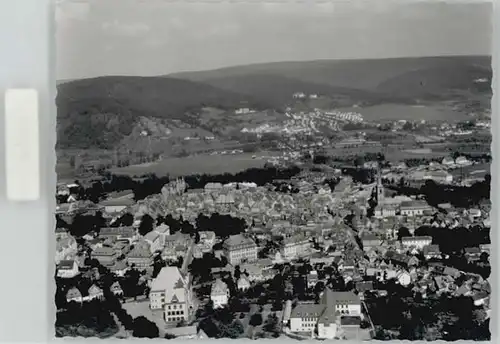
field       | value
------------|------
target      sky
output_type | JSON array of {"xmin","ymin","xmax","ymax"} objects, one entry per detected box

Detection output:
[{"xmin": 56, "ymin": 0, "xmax": 493, "ymax": 80}]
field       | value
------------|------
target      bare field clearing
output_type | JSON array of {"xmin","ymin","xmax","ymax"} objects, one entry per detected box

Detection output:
[
  {"xmin": 109, "ymin": 151, "xmax": 282, "ymax": 177},
  {"xmin": 337, "ymin": 104, "xmax": 470, "ymax": 122}
]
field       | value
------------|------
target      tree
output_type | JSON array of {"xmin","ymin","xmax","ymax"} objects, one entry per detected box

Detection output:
[
  {"xmin": 263, "ymin": 313, "xmax": 280, "ymax": 337},
  {"xmin": 249, "ymin": 313, "xmax": 263, "ymax": 327},
  {"xmin": 397, "ymin": 227, "xmax": 412, "ymax": 241},
  {"xmin": 234, "ymin": 265, "xmax": 241, "ymax": 280},
  {"xmin": 222, "ymin": 320, "xmax": 245, "ymax": 339},
  {"xmin": 138, "ymin": 214, "xmax": 154, "ymax": 236},
  {"xmin": 112, "ymin": 213, "xmax": 134, "ymax": 227},
  {"xmin": 132, "ymin": 316, "xmax": 159, "ymax": 338}
]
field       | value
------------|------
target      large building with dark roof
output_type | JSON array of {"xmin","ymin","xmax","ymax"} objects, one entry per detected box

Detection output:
[{"xmin": 223, "ymin": 234, "xmax": 258, "ymax": 265}]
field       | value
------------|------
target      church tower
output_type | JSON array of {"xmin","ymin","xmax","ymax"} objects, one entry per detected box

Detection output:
[{"xmin": 376, "ymin": 169, "xmax": 384, "ymax": 204}]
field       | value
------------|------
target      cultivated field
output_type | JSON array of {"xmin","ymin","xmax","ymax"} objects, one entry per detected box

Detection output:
[
  {"xmin": 337, "ymin": 104, "xmax": 470, "ymax": 123},
  {"xmin": 109, "ymin": 151, "xmax": 282, "ymax": 177}
]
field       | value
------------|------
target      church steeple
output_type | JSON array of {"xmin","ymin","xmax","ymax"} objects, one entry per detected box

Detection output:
[{"xmin": 376, "ymin": 168, "xmax": 384, "ymax": 204}]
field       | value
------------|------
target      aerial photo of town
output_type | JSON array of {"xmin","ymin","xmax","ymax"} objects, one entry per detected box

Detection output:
[{"xmin": 54, "ymin": 0, "xmax": 492, "ymax": 341}]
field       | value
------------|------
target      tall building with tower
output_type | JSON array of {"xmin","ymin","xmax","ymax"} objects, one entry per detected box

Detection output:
[{"xmin": 375, "ymin": 169, "xmax": 384, "ymax": 204}]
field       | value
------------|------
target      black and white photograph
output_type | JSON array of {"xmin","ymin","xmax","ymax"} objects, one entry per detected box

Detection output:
[{"xmin": 54, "ymin": 0, "xmax": 492, "ymax": 340}]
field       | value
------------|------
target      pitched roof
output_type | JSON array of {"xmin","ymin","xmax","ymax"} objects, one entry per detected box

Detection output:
[
  {"xmin": 341, "ymin": 316, "xmax": 362, "ymax": 326},
  {"xmin": 58, "ymin": 260, "xmax": 76, "ymax": 270},
  {"xmin": 355, "ymin": 281, "xmax": 374, "ymax": 292},
  {"xmin": 66, "ymin": 287, "xmax": 82, "ymax": 298},
  {"xmin": 224, "ymin": 234, "xmax": 256, "ymax": 248},
  {"xmin": 151, "ymin": 266, "xmax": 186, "ymax": 293},
  {"xmin": 211, "ymin": 279, "xmax": 228, "ymax": 295},
  {"xmin": 464, "ymin": 247, "xmax": 481, "ymax": 254},
  {"xmin": 155, "ymin": 224, "xmax": 170, "ymax": 234},
  {"xmin": 92, "ymin": 247, "xmax": 116, "ymax": 256},
  {"xmin": 321, "ymin": 289, "xmax": 360, "ymax": 306},
  {"xmin": 144, "ymin": 231, "xmax": 160, "ymax": 242},
  {"xmin": 400, "ymin": 200, "xmax": 431, "ymax": 209},
  {"xmin": 290, "ymin": 303, "xmax": 325, "ymax": 318}
]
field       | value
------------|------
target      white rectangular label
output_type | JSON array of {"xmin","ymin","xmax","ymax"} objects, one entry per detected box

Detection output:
[{"xmin": 4, "ymin": 89, "xmax": 40, "ymax": 201}]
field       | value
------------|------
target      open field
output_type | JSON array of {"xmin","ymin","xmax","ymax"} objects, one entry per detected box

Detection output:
[
  {"xmin": 109, "ymin": 151, "xmax": 282, "ymax": 177},
  {"xmin": 337, "ymin": 104, "xmax": 470, "ymax": 123}
]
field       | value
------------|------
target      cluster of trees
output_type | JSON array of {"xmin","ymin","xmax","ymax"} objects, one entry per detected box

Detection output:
[
  {"xmin": 64, "ymin": 165, "xmax": 302, "ymax": 205},
  {"xmin": 55, "ymin": 299, "xmax": 119, "ymax": 338},
  {"xmin": 59, "ymin": 212, "xmax": 106, "ymax": 238},
  {"xmin": 399, "ymin": 225, "xmax": 490, "ymax": 278},
  {"xmin": 188, "ymin": 253, "xmax": 227, "ymax": 285},
  {"xmin": 369, "ymin": 284, "xmax": 490, "ymax": 341},
  {"xmin": 197, "ymin": 304, "xmax": 245, "ymax": 338},
  {"xmin": 415, "ymin": 225, "xmax": 490, "ymax": 255},
  {"xmin": 342, "ymin": 167, "xmax": 377, "ymax": 184},
  {"xmin": 184, "ymin": 166, "xmax": 301, "ymax": 190},
  {"xmin": 55, "ymin": 262, "xmax": 158, "ymax": 339},
  {"xmin": 393, "ymin": 177, "xmax": 491, "ymax": 208},
  {"xmin": 195, "ymin": 213, "xmax": 247, "ymax": 238},
  {"xmin": 272, "ymin": 181, "xmax": 300, "ymax": 194}
]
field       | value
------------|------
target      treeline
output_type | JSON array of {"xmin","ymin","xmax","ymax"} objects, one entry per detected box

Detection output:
[
  {"xmin": 58, "ymin": 209, "xmax": 248, "ymax": 241},
  {"xmin": 414, "ymin": 225, "xmax": 490, "ymax": 279},
  {"xmin": 341, "ymin": 167, "xmax": 377, "ymax": 184},
  {"xmin": 314, "ymin": 152, "xmax": 387, "ymax": 167},
  {"xmin": 370, "ymin": 283, "xmax": 490, "ymax": 341},
  {"xmin": 55, "ymin": 263, "xmax": 162, "ymax": 339},
  {"xmin": 415, "ymin": 225, "xmax": 490, "ymax": 254},
  {"xmin": 62, "ymin": 165, "xmax": 301, "ymax": 204},
  {"xmin": 390, "ymin": 177, "xmax": 490, "ymax": 208}
]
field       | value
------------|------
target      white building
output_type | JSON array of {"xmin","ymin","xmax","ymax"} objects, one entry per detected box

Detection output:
[
  {"xmin": 374, "ymin": 203, "xmax": 398, "ymax": 218},
  {"xmin": 144, "ymin": 231, "xmax": 162, "ymax": 254},
  {"xmin": 223, "ymin": 234, "xmax": 258, "ymax": 265},
  {"xmin": 290, "ymin": 303, "xmax": 324, "ymax": 334},
  {"xmin": 149, "ymin": 267, "xmax": 193, "ymax": 324},
  {"xmin": 424, "ymin": 170, "xmax": 453, "ymax": 183},
  {"xmin": 289, "ymin": 289, "xmax": 361, "ymax": 339},
  {"xmin": 400, "ymin": 201, "xmax": 432, "ymax": 217},
  {"xmin": 307, "ymin": 270, "xmax": 319, "ymax": 289},
  {"xmin": 237, "ymin": 276, "xmax": 251, "ymax": 291},
  {"xmin": 442, "ymin": 157, "xmax": 455, "ymax": 166},
  {"xmin": 397, "ymin": 271, "xmax": 412, "ymax": 286},
  {"xmin": 401, "ymin": 236, "xmax": 433, "ymax": 250},
  {"xmin": 199, "ymin": 231, "xmax": 216, "ymax": 248},
  {"xmin": 455, "ymin": 156, "xmax": 471, "ymax": 166},
  {"xmin": 154, "ymin": 224, "xmax": 171, "ymax": 246},
  {"xmin": 282, "ymin": 235, "xmax": 311, "ymax": 260},
  {"xmin": 210, "ymin": 279, "xmax": 230, "ymax": 309},
  {"xmin": 66, "ymin": 287, "xmax": 83, "ymax": 303}
]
